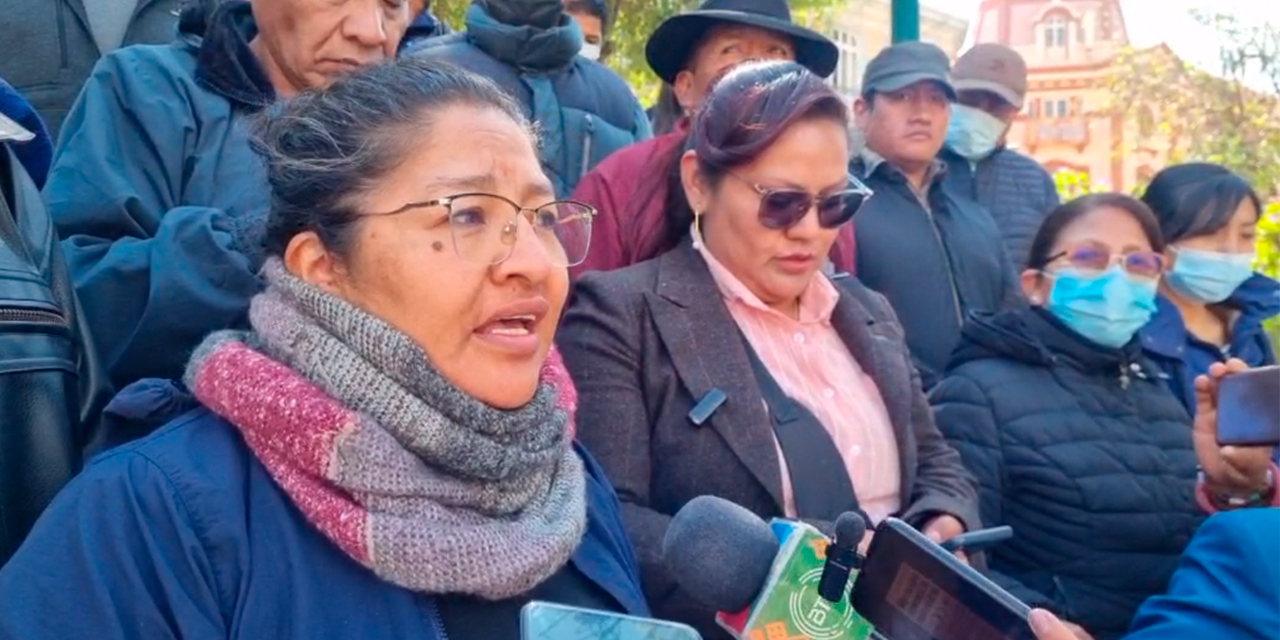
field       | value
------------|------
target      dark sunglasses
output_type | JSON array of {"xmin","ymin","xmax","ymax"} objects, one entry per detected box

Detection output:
[
  {"xmin": 725, "ymin": 171, "xmax": 873, "ymax": 230},
  {"xmin": 1047, "ymin": 243, "xmax": 1166, "ymax": 280}
]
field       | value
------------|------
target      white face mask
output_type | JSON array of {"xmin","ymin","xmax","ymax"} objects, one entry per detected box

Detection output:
[
  {"xmin": 945, "ymin": 103, "xmax": 1008, "ymax": 161},
  {"xmin": 580, "ymin": 43, "xmax": 602, "ymax": 61}
]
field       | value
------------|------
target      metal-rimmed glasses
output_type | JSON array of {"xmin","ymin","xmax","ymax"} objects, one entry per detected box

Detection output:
[
  {"xmin": 1045, "ymin": 243, "xmax": 1166, "ymax": 281},
  {"xmin": 364, "ymin": 192, "xmax": 596, "ymax": 267},
  {"xmin": 724, "ymin": 171, "xmax": 874, "ymax": 230}
]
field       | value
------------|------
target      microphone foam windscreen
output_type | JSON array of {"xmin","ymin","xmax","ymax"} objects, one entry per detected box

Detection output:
[
  {"xmin": 661, "ymin": 495, "xmax": 781, "ymax": 613},
  {"xmin": 834, "ymin": 512, "xmax": 867, "ymax": 548}
]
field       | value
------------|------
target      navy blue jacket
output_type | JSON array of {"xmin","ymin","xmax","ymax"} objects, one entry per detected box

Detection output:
[
  {"xmin": 851, "ymin": 155, "xmax": 1024, "ymax": 390},
  {"xmin": 0, "ymin": 380, "xmax": 649, "ymax": 639},
  {"xmin": 1141, "ymin": 274, "xmax": 1280, "ymax": 413},
  {"xmin": 930, "ymin": 307, "xmax": 1201, "ymax": 640},
  {"xmin": 406, "ymin": 2, "xmax": 650, "ymax": 198},
  {"xmin": 45, "ymin": 2, "xmax": 272, "ymax": 392},
  {"xmin": 1126, "ymin": 507, "xmax": 1280, "ymax": 640}
]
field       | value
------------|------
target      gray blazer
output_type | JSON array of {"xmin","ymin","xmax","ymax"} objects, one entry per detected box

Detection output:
[{"xmin": 559, "ymin": 242, "xmax": 980, "ymax": 636}]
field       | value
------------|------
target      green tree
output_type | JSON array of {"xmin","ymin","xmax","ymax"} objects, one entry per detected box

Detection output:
[
  {"xmin": 428, "ymin": 0, "xmax": 844, "ymax": 103},
  {"xmin": 1107, "ymin": 12, "xmax": 1280, "ymax": 350},
  {"xmin": 1107, "ymin": 13, "xmax": 1280, "ymax": 200}
]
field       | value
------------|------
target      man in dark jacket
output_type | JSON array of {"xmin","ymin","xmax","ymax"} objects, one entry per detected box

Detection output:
[
  {"xmin": 0, "ymin": 0, "xmax": 181, "ymax": 137},
  {"xmin": 850, "ymin": 42, "xmax": 1023, "ymax": 389},
  {"xmin": 942, "ymin": 43, "xmax": 1059, "ymax": 269},
  {"xmin": 406, "ymin": 0, "xmax": 651, "ymax": 198},
  {"xmin": 45, "ymin": 0, "xmax": 413, "ymax": 396}
]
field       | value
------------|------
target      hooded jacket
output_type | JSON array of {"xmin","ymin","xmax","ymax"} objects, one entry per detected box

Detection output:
[
  {"xmin": 406, "ymin": 0, "xmax": 651, "ymax": 198},
  {"xmin": 1141, "ymin": 274, "xmax": 1280, "ymax": 413},
  {"xmin": 929, "ymin": 306, "xmax": 1202, "ymax": 640},
  {"xmin": 46, "ymin": 1, "xmax": 273, "ymax": 396}
]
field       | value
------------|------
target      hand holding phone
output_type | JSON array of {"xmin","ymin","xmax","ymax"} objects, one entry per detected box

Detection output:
[{"xmin": 1194, "ymin": 361, "xmax": 1277, "ymax": 500}]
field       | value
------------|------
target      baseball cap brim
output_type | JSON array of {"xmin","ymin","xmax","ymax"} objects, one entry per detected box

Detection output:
[
  {"xmin": 871, "ymin": 72, "xmax": 957, "ymax": 100},
  {"xmin": 646, "ymin": 11, "xmax": 839, "ymax": 85},
  {"xmin": 952, "ymin": 78, "xmax": 1023, "ymax": 109}
]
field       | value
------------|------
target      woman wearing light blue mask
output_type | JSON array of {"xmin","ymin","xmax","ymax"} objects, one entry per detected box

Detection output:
[
  {"xmin": 930, "ymin": 193, "xmax": 1278, "ymax": 640},
  {"xmin": 1138, "ymin": 163, "xmax": 1278, "ymax": 416}
]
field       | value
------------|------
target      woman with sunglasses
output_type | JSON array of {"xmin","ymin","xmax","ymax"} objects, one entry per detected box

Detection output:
[
  {"xmin": 558, "ymin": 60, "xmax": 979, "ymax": 640},
  {"xmin": 0, "ymin": 59, "xmax": 649, "ymax": 639},
  {"xmin": 1137, "ymin": 163, "xmax": 1278, "ymax": 417},
  {"xmin": 930, "ymin": 194, "xmax": 1276, "ymax": 640}
]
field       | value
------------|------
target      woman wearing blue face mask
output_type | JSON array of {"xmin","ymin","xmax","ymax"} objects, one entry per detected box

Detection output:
[
  {"xmin": 929, "ymin": 193, "xmax": 1278, "ymax": 640},
  {"xmin": 1137, "ymin": 163, "xmax": 1278, "ymax": 415}
]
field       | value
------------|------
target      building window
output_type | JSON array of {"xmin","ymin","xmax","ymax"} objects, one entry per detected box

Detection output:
[
  {"xmin": 830, "ymin": 29, "xmax": 859, "ymax": 94},
  {"xmin": 1045, "ymin": 15, "xmax": 1068, "ymax": 48},
  {"xmin": 1043, "ymin": 98, "xmax": 1072, "ymax": 118}
]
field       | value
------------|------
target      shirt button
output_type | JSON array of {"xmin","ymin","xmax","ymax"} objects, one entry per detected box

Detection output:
[
  {"xmin": 850, "ymin": 445, "xmax": 863, "ymax": 456},
  {"xmin": 823, "ymin": 388, "xmax": 836, "ymax": 399},
  {"xmin": 794, "ymin": 333, "xmax": 806, "ymax": 344}
]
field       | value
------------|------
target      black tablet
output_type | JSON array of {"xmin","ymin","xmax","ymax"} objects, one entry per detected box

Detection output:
[{"xmin": 851, "ymin": 518, "xmax": 1035, "ymax": 640}]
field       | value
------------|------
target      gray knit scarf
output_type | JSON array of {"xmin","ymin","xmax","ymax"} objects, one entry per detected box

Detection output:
[{"xmin": 185, "ymin": 259, "xmax": 586, "ymax": 599}]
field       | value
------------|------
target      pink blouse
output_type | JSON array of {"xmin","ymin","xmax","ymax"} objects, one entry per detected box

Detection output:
[{"xmin": 695, "ymin": 236, "xmax": 902, "ymax": 524}]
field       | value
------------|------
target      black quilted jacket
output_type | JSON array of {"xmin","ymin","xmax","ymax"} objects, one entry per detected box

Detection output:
[{"xmin": 929, "ymin": 306, "xmax": 1203, "ymax": 640}]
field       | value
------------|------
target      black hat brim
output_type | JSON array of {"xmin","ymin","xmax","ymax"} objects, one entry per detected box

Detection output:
[{"xmin": 645, "ymin": 11, "xmax": 839, "ymax": 85}]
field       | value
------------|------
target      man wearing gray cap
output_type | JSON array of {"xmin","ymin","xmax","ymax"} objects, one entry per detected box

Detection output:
[
  {"xmin": 847, "ymin": 41, "xmax": 1022, "ymax": 390},
  {"xmin": 943, "ymin": 43, "xmax": 1059, "ymax": 269}
]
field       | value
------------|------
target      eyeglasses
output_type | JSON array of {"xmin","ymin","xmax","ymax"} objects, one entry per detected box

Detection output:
[
  {"xmin": 725, "ymin": 172, "xmax": 873, "ymax": 230},
  {"xmin": 364, "ymin": 192, "xmax": 596, "ymax": 267},
  {"xmin": 1047, "ymin": 243, "xmax": 1166, "ymax": 280}
]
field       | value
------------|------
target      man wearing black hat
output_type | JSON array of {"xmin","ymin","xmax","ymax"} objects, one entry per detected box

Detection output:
[
  {"xmin": 570, "ymin": 0, "xmax": 849, "ymax": 279},
  {"xmin": 848, "ymin": 41, "xmax": 1023, "ymax": 391}
]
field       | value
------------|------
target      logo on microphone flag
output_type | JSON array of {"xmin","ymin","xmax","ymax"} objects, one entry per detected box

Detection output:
[{"xmin": 716, "ymin": 520, "xmax": 875, "ymax": 640}]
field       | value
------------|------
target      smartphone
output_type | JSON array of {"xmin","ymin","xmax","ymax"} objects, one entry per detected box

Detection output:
[
  {"xmin": 1217, "ymin": 365, "xmax": 1280, "ymax": 447},
  {"xmin": 851, "ymin": 518, "xmax": 1035, "ymax": 640},
  {"xmin": 520, "ymin": 601, "xmax": 703, "ymax": 640}
]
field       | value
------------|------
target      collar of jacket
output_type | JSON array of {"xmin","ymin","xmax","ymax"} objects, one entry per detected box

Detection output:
[
  {"xmin": 464, "ymin": 2, "xmax": 582, "ymax": 73},
  {"xmin": 189, "ymin": 1, "xmax": 276, "ymax": 111},
  {"xmin": 855, "ymin": 146, "xmax": 947, "ymax": 185},
  {"xmin": 1141, "ymin": 274, "xmax": 1280, "ymax": 359}
]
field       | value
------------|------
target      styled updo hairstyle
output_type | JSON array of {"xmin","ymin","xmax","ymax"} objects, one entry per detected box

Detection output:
[
  {"xmin": 630, "ymin": 60, "xmax": 849, "ymax": 263},
  {"xmin": 251, "ymin": 58, "xmax": 532, "ymax": 260}
]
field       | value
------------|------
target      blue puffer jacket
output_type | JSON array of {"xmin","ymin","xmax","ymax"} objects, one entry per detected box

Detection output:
[
  {"xmin": 1141, "ymin": 273, "xmax": 1280, "ymax": 413},
  {"xmin": 0, "ymin": 380, "xmax": 649, "ymax": 639},
  {"xmin": 406, "ymin": 2, "xmax": 651, "ymax": 198},
  {"xmin": 929, "ymin": 306, "xmax": 1202, "ymax": 640}
]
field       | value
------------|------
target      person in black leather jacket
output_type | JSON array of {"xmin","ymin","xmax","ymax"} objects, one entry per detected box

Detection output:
[
  {"xmin": 929, "ymin": 193, "xmax": 1277, "ymax": 640},
  {"xmin": 0, "ymin": 86, "xmax": 109, "ymax": 566}
]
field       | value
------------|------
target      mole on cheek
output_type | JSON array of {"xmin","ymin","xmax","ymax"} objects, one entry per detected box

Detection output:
[{"xmin": 432, "ymin": 240, "xmax": 445, "ymax": 252}]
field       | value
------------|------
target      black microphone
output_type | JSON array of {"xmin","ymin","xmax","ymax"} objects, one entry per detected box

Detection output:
[
  {"xmin": 660, "ymin": 495, "xmax": 781, "ymax": 614},
  {"xmin": 817, "ymin": 511, "xmax": 867, "ymax": 603}
]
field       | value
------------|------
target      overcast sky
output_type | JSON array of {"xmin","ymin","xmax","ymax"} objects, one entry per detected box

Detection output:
[{"xmin": 924, "ymin": 0, "xmax": 1278, "ymax": 82}]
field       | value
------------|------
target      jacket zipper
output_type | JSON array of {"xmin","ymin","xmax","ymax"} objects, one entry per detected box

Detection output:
[
  {"xmin": 580, "ymin": 114, "xmax": 595, "ymax": 180},
  {"xmin": 425, "ymin": 598, "xmax": 450, "ymax": 640},
  {"xmin": 923, "ymin": 205, "xmax": 964, "ymax": 324},
  {"xmin": 0, "ymin": 307, "xmax": 67, "ymax": 326},
  {"xmin": 55, "ymin": 1, "xmax": 70, "ymax": 69}
]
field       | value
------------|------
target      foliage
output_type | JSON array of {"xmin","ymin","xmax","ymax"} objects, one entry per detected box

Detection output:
[
  {"xmin": 1052, "ymin": 169, "xmax": 1145, "ymax": 201},
  {"xmin": 1105, "ymin": 12, "xmax": 1280, "ymax": 350},
  {"xmin": 427, "ymin": 0, "xmax": 844, "ymax": 104},
  {"xmin": 1106, "ymin": 13, "xmax": 1280, "ymax": 199},
  {"xmin": 1260, "ymin": 204, "xmax": 1280, "ymax": 352},
  {"xmin": 1052, "ymin": 169, "xmax": 1105, "ymax": 201}
]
